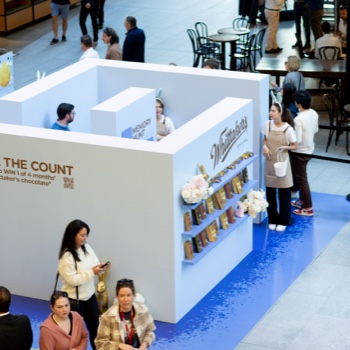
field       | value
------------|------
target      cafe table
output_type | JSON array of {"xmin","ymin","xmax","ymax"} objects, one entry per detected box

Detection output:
[
  {"xmin": 207, "ymin": 33, "xmax": 239, "ymax": 70},
  {"xmin": 217, "ymin": 27, "xmax": 251, "ymax": 36},
  {"xmin": 256, "ymin": 57, "xmax": 346, "ymax": 87}
]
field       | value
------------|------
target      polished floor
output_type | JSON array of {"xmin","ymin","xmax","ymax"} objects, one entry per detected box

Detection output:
[
  {"xmin": 12, "ymin": 195, "xmax": 350, "ymax": 350},
  {"xmin": 2, "ymin": 0, "xmax": 350, "ymax": 349}
]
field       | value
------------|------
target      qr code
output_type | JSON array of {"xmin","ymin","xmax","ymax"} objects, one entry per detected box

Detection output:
[{"xmin": 63, "ymin": 177, "xmax": 74, "ymax": 189}]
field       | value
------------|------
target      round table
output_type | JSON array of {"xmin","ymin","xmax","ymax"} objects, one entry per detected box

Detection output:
[
  {"xmin": 217, "ymin": 27, "xmax": 250, "ymax": 36},
  {"xmin": 207, "ymin": 33, "xmax": 239, "ymax": 70}
]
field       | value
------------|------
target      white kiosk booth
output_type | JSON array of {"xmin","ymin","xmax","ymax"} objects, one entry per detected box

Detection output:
[{"xmin": 0, "ymin": 60, "xmax": 269, "ymax": 323}]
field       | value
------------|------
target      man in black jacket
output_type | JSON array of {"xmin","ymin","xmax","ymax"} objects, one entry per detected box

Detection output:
[
  {"xmin": 0, "ymin": 286, "xmax": 33, "ymax": 350},
  {"xmin": 123, "ymin": 16, "xmax": 146, "ymax": 62}
]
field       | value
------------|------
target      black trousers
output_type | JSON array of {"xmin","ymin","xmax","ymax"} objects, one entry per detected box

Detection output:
[
  {"xmin": 79, "ymin": 5, "xmax": 99, "ymax": 42},
  {"xmin": 290, "ymin": 152, "xmax": 312, "ymax": 208},
  {"xmin": 98, "ymin": 0, "xmax": 105, "ymax": 27},
  {"xmin": 70, "ymin": 294, "xmax": 99, "ymax": 350},
  {"xmin": 266, "ymin": 186, "xmax": 292, "ymax": 226}
]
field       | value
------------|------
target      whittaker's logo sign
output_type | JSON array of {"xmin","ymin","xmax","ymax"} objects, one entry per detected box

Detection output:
[{"xmin": 210, "ymin": 116, "xmax": 248, "ymax": 170}]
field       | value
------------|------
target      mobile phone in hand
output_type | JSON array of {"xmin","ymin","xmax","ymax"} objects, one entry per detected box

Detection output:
[{"xmin": 101, "ymin": 261, "xmax": 110, "ymax": 268}]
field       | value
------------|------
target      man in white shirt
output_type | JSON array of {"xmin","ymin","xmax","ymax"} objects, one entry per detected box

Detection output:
[
  {"xmin": 314, "ymin": 21, "xmax": 342, "ymax": 59},
  {"xmin": 290, "ymin": 90, "xmax": 319, "ymax": 217},
  {"xmin": 79, "ymin": 34, "xmax": 100, "ymax": 61}
]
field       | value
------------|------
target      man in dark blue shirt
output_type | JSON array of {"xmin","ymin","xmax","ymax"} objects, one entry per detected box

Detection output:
[{"xmin": 123, "ymin": 16, "xmax": 146, "ymax": 63}]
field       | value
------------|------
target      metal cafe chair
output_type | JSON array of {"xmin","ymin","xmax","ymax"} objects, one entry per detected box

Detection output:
[
  {"xmin": 194, "ymin": 21, "xmax": 221, "ymax": 52},
  {"xmin": 322, "ymin": 93, "xmax": 350, "ymax": 154},
  {"xmin": 232, "ymin": 33, "xmax": 256, "ymax": 71},
  {"xmin": 186, "ymin": 29, "xmax": 220, "ymax": 68},
  {"xmin": 318, "ymin": 46, "xmax": 341, "ymax": 87},
  {"xmin": 232, "ymin": 17, "xmax": 250, "ymax": 46},
  {"xmin": 318, "ymin": 46, "xmax": 341, "ymax": 60},
  {"xmin": 239, "ymin": 27, "xmax": 266, "ymax": 71}
]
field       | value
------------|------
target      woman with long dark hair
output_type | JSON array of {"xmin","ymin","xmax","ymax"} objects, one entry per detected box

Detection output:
[
  {"xmin": 58, "ymin": 219, "xmax": 106, "ymax": 350},
  {"xmin": 262, "ymin": 103, "xmax": 297, "ymax": 232}
]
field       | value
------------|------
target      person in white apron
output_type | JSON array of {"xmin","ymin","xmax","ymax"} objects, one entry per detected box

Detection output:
[
  {"xmin": 262, "ymin": 102, "xmax": 297, "ymax": 232},
  {"xmin": 156, "ymin": 98, "xmax": 175, "ymax": 141}
]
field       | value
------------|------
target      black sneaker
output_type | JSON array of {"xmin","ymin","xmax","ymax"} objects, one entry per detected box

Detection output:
[
  {"xmin": 265, "ymin": 48, "xmax": 279, "ymax": 54},
  {"xmin": 61, "ymin": 35, "xmax": 67, "ymax": 42},
  {"xmin": 50, "ymin": 38, "xmax": 59, "ymax": 45}
]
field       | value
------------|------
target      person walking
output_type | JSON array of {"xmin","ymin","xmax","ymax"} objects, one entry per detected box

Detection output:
[
  {"xmin": 79, "ymin": 0, "xmax": 99, "ymax": 47},
  {"xmin": 50, "ymin": 0, "xmax": 70, "ymax": 45},
  {"xmin": 122, "ymin": 16, "xmax": 146, "ymax": 62},
  {"xmin": 293, "ymin": 0, "xmax": 311, "ymax": 50},
  {"xmin": 264, "ymin": 0, "xmax": 285, "ymax": 53},
  {"xmin": 102, "ymin": 27, "xmax": 122, "ymax": 60},
  {"xmin": 309, "ymin": 0, "xmax": 324, "ymax": 42}
]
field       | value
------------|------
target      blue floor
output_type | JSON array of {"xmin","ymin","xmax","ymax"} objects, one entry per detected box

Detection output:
[{"xmin": 11, "ymin": 193, "xmax": 349, "ymax": 350}]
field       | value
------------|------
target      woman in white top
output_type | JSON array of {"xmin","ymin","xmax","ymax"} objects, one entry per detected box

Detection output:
[
  {"xmin": 156, "ymin": 98, "xmax": 175, "ymax": 141},
  {"xmin": 262, "ymin": 102, "xmax": 297, "ymax": 232},
  {"xmin": 58, "ymin": 219, "xmax": 107, "ymax": 350}
]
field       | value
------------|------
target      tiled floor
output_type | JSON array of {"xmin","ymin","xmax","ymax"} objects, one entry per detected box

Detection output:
[
  {"xmin": 11, "ymin": 194, "xmax": 350, "ymax": 350},
  {"xmin": 1, "ymin": 0, "xmax": 350, "ymax": 349}
]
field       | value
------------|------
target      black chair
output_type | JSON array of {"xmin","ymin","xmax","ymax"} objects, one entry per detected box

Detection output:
[
  {"xmin": 318, "ymin": 46, "xmax": 341, "ymax": 60},
  {"xmin": 232, "ymin": 17, "xmax": 250, "ymax": 30},
  {"xmin": 195, "ymin": 21, "xmax": 221, "ymax": 52},
  {"xmin": 232, "ymin": 17, "xmax": 250, "ymax": 46},
  {"xmin": 233, "ymin": 33, "xmax": 256, "ymax": 71},
  {"xmin": 318, "ymin": 46, "xmax": 341, "ymax": 87},
  {"xmin": 187, "ymin": 29, "xmax": 219, "ymax": 67},
  {"xmin": 322, "ymin": 93, "xmax": 350, "ymax": 154},
  {"xmin": 240, "ymin": 27, "xmax": 266, "ymax": 71}
]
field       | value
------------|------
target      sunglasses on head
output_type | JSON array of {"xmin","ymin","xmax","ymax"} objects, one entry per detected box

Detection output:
[
  {"xmin": 52, "ymin": 291, "xmax": 68, "ymax": 299},
  {"xmin": 117, "ymin": 278, "xmax": 133, "ymax": 284}
]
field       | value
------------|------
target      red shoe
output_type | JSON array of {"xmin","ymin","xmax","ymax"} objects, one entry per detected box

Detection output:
[
  {"xmin": 293, "ymin": 208, "xmax": 314, "ymax": 216},
  {"xmin": 291, "ymin": 200, "xmax": 303, "ymax": 208}
]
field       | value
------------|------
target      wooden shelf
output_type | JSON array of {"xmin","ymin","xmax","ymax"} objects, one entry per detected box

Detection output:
[
  {"xmin": 182, "ymin": 179, "xmax": 257, "ymax": 238},
  {"xmin": 182, "ymin": 154, "xmax": 258, "ymax": 265},
  {"xmin": 183, "ymin": 215, "xmax": 250, "ymax": 265}
]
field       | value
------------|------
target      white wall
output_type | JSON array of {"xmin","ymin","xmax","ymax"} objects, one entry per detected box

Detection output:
[
  {"xmin": 0, "ymin": 60, "xmax": 268, "ymax": 322},
  {"xmin": 91, "ymin": 87, "xmax": 156, "ymax": 140}
]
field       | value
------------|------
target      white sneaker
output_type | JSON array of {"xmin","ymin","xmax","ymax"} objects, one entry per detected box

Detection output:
[
  {"xmin": 268, "ymin": 224, "xmax": 277, "ymax": 230},
  {"xmin": 276, "ymin": 225, "xmax": 286, "ymax": 232},
  {"xmin": 291, "ymin": 191, "xmax": 298, "ymax": 199}
]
